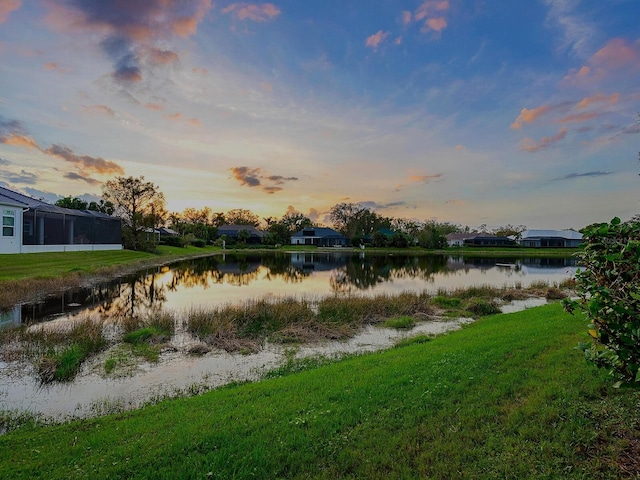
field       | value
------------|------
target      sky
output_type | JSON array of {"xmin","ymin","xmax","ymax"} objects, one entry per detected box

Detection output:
[{"xmin": 0, "ymin": 0, "xmax": 638, "ymax": 230}]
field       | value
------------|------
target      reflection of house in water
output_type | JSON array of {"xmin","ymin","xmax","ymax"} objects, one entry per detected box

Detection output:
[
  {"xmin": 1, "ymin": 306, "xmax": 21, "ymax": 329},
  {"xmin": 446, "ymin": 255, "xmax": 577, "ymax": 274},
  {"xmin": 11, "ymin": 280, "xmax": 125, "ymax": 324},
  {"xmin": 290, "ymin": 252, "xmax": 349, "ymax": 273},
  {"xmin": 216, "ymin": 257, "xmax": 262, "ymax": 275}
]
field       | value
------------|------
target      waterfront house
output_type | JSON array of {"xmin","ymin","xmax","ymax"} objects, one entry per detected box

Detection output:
[
  {"xmin": 0, "ymin": 186, "xmax": 122, "ymax": 254},
  {"xmin": 519, "ymin": 230, "xmax": 583, "ymax": 248},
  {"xmin": 290, "ymin": 227, "xmax": 348, "ymax": 247}
]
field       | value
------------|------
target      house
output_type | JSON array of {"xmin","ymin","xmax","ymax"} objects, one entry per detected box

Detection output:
[
  {"xmin": 217, "ymin": 224, "xmax": 264, "ymax": 244},
  {"xmin": 290, "ymin": 227, "xmax": 348, "ymax": 247},
  {"xmin": 519, "ymin": 230, "xmax": 583, "ymax": 248},
  {"xmin": 445, "ymin": 233, "xmax": 477, "ymax": 247},
  {"xmin": 463, "ymin": 235, "xmax": 516, "ymax": 247},
  {"xmin": 0, "ymin": 186, "xmax": 122, "ymax": 254}
]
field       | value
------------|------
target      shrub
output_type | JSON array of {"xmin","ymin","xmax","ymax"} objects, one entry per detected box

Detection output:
[
  {"xmin": 564, "ymin": 217, "xmax": 640, "ymax": 386},
  {"xmin": 465, "ymin": 298, "xmax": 501, "ymax": 317},
  {"xmin": 191, "ymin": 238, "xmax": 207, "ymax": 248}
]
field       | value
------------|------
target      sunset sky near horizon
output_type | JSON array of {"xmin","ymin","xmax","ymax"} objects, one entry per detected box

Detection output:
[{"xmin": 0, "ymin": 0, "xmax": 638, "ymax": 230}]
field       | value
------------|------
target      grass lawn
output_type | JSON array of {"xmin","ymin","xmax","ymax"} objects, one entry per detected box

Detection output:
[
  {"xmin": 1, "ymin": 302, "xmax": 637, "ymax": 479},
  {"xmin": 0, "ymin": 246, "xmax": 224, "ymax": 282}
]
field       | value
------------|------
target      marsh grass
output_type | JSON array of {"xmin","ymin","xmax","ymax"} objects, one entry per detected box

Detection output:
[
  {"xmin": 29, "ymin": 316, "xmax": 109, "ymax": 382},
  {"xmin": 382, "ymin": 316, "xmax": 416, "ymax": 329},
  {"xmin": 120, "ymin": 310, "xmax": 176, "ymax": 362},
  {"xmin": 185, "ymin": 292, "xmax": 434, "ymax": 352}
]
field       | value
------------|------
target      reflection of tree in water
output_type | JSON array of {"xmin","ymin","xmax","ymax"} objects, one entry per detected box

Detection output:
[
  {"xmin": 329, "ymin": 254, "xmax": 451, "ymax": 292},
  {"xmin": 261, "ymin": 253, "xmax": 309, "ymax": 284},
  {"xmin": 97, "ymin": 273, "xmax": 169, "ymax": 318}
]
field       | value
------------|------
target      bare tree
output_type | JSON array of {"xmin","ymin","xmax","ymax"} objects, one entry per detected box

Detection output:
[{"xmin": 102, "ymin": 176, "xmax": 166, "ymax": 251}]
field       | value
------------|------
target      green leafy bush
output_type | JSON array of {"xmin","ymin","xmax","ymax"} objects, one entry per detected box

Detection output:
[{"xmin": 564, "ymin": 217, "xmax": 640, "ymax": 386}]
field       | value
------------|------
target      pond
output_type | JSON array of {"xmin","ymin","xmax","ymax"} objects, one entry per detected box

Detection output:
[
  {"xmin": 0, "ymin": 251, "xmax": 576, "ymax": 421},
  {"xmin": 2, "ymin": 251, "xmax": 577, "ymax": 327}
]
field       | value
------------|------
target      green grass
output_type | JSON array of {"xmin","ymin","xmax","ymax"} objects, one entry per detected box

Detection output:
[
  {"xmin": 382, "ymin": 315, "xmax": 416, "ymax": 329},
  {"xmin": 1, "ymin": 303, "xmax": 638, "ymax": 479}
]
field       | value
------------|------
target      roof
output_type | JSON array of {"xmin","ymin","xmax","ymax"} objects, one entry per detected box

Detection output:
[
  {"xmin": 446, "ymin": 233, "xmax": 477, "ymax": 241},
  {"xmin": 521, "ymin": 229, "xmax": 583, "ymax": 240},
  {"xmin": 0, "ymin": 186, "xmax": 116, "ymax": 220},
  {"xmin": 218, "ymin": 224, "xmax": 264, "ymax": 237},
  {"xmin": 292, "ymin": 227, "xmax": 346, "ymax": 238}
]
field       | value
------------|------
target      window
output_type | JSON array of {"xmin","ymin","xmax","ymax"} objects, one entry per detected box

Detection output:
[{"xmin": 2, "ymin": 210, "xmax": 15, "ymax": 237}]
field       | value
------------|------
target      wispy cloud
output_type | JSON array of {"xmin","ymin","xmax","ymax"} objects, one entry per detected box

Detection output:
[
  {"xmin": 365, "ymin": 30, "xmax": 390, "ymax": 50},
  {"xmin": 565, "ymin": 38, "xmax": 640, "ymax": 83},
  {"xmin": 82, "ymin": 105, "xmax": 115, "ymax": 117},
  {"xmin": 221, "ymin": 3, "xmax": 281, "ymax": 22},
  {"xmin": 553, "ymin": 171, "xmax": 613, "ymax": 181},
  {"xmin": 230, "ymin": 166, "xmax": 298, "ymax": 193},
  {"xmin": 64, "ymin": 171, "xmax": 101, "ymax": 185},
  {"xmin": 45, "ymin": 144, "xmax": 124, "ymax": 175},
  {"xmin": 0, "ymin": 169, "xmax": 37, "ymax": 184},
  {"xmin": 0, "ymin": 0, "xmax": 20, "ymax": 24},
  {"xmin": 519, "ymin": 127, "xmax": 568, "ymax": 152},
  {"xmin": 543, "ymin": 0, "xmax": 596, "ymax": 58},
  {"xmin": 359, "ymin": 200, "xmax": 407, "ymax": 211},
  {"xmin": 1, "ymin": 114, "xmax": 125, "ymax": 181}
]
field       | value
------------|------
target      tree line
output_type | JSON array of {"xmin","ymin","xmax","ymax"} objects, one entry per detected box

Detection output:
[{"xmin": 57, "ymin": 175, "xmax": 527, "ymax": 251}]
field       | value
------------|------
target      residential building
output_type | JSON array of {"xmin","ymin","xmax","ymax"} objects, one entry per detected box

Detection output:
[
  {"xmin": 0, "ymin": 186, "xmax": 122, "ymax": 254},
  {"xmin": 290, "ymin": 227, "xmax": 348, "ymax": 247},
  {"xmin": 519, "ymin": 230, "xmax": 583, "ymax": 248}
]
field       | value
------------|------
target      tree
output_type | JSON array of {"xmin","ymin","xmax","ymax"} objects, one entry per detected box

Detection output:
[
  {"xmin": 55, "ymin": 196, "xmax": 114, "ymax": 215},
  {"xmin": 225, "ymin": 209, "xmax": 260, "ymax": 227},
  {"xmin": 55, "ymin": 196, "xmax": 88, "ymax": 210},
  {"xmin": 281, "ymin": 211, "xmax": 313, "ymax": 233},
  {"xmin": 102, "ymin": 176, "xmax": 166, "ymax": 251},
  {"xmin": 493, "ymin": 224, "xmax": 527, "ymax": 240},
  {"xmin": 564, "ymin": 217, "xmax": 640, "ymax": 386}
]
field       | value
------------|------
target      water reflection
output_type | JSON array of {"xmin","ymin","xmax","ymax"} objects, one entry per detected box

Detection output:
[{"xmin": 12, "ymin": 252, "xmax": 577, "ymax": 325}]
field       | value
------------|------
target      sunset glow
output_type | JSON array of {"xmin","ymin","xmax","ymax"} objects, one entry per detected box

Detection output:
[{"xmin": 1, "ymin": 1, "xmax": 638, "ymax": 229}]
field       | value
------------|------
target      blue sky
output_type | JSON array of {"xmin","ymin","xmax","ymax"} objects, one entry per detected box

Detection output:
[{"xmin": 0, "ymin": 0, "xmax": 638, "ymax": 229}]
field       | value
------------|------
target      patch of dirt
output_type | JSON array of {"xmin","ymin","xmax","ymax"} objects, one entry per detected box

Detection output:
[{"xmin": 618, "ymin": 435, "xmax": 640, "ymax": 478}]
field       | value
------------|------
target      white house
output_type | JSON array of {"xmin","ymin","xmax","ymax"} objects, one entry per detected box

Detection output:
[
  {"xmin": 0, "ymin": 186, "xmax": 122, "ymax": 254},
  {"xmin": 519, "ymin": 230, "xmax": 583, "ymax": 248}
]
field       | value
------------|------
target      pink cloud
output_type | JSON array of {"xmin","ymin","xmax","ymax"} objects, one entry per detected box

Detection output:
[
  {"xmin": 44, "ymin": 0, "xmax": 212, "ymax": 84},
  {"xmin": 409, "ymin": 173, "xmax": 443, "ymax": 183},
  {"xmin": 592, "ymin": 38, "xmax": 640, "ymax": 70},
  {"xmin": 43, "ymin": 62, "xmax": 69, "ymax": 73},
  {"xmin": 401, "ymin": 10, "xmax": 412, "ymax": 26},
  {"xmin": 564, "ymin": 38, "xmax": 640, "ymax": 83},
  {"xmin": 519, "ymin": 127, "xmax": 568, "ymax": 153},
  {"xmin": 423, "ymin": 17, "xmax": 447, "ymax": 33},
  {"xmin": 145, "ymin": 103, "xmax": 164, "ymax": 111},
  {"xmin": 222, "ymin": 3, "xmax": 281, "ymax": 22},
  {"xmin": 365, "ymin": 30, "xmax": 390, "ymax": 50},
  {"xmin": 0, "ymin": 134, "xmax": 39, "ymax": 150},
  {"xmin": 143, "ymin": 47, "xmax": 179, "ymax": 65},
  {"xmin": 557, "ymin": 111, "xmax": 603, "ymax": 124},
  {"xmin": 0, "ymin": 0, "xmax": 20, "ymax": 24},
  {"xmin": 511, "ymin": 105, "xmax": 554, "ymax": 129},
  {"xmin": 414, "ymin": 0, "xmax": 450, "ymax": 35},
  {"xmin": 576, "ymin": 93, "xmax": 620, "ymax": 109},
  {"xmin": 82, "ymin": 105, "xmax": 115, "ymax": 117}
]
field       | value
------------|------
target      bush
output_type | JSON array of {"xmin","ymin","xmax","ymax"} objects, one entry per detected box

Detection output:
[
  {"xmin": 162, "ymin": 235, "xmax": 187, "ymax": 247},
  {"xmin": 564, "ymin": 217, "xmax": 640, "ymax": 386},
  {"xmin": 191, "ymin": 238, "xmax": 207, "ymax": 248}
]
